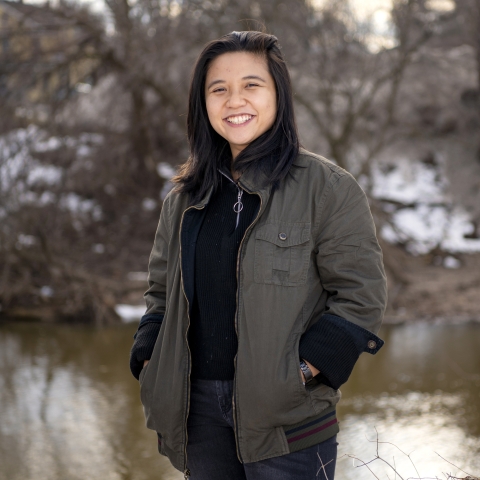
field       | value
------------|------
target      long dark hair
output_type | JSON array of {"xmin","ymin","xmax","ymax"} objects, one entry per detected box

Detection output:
[{"xmin": 173, "ymin": 31, "xmax": 300, "ymax": 204}]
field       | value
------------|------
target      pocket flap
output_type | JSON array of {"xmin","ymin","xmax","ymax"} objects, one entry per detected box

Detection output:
[{"xmin": 255, "ymin": 223, "xmax": 310, "ymax": 247}]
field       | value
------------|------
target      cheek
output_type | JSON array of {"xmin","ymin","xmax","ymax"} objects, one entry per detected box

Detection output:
[
  {"xmin": 266, "ymin": 98, "xmax": 277, "ymax": 126},
  {"xmin": 206, "ymin": 99, "xmax": 221, "ymax": 127}
]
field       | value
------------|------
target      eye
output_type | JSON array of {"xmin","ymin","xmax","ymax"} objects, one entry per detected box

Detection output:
[
  {"xmin": 212, "ymin": 87, "xmax": 226, "ymax": 93},
  {"xmin": 246, "ymin": 83, "xmax": 259, "ymax": 88}
]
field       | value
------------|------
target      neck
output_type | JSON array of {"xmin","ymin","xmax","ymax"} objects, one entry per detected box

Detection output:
[
  {"xmin": 231, "ymin": 169, "xmax": 241, "ymax": 182},
  {"xmin": 230, "ymin": 146, "xmax": 243, "ymax": 182},
  {"xmin": 230, "ymin": 156, "xmax": 241, "ymax": 182}
]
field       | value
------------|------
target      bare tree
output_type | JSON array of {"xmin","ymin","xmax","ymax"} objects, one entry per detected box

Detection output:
[
  {"xmin": 1, "ymin": 0, "xmax": 476, "ymax": 323},
  {"xmin": 453, "ymin": 0, "xmax": 480, "ymax": 93},
  {"xmin": 0, "ymin": 0, "xmax": 324, "ymax": 323},
  {"xmin": 293, "ymin": 0, "xmax": 435, "ymax": 185}
]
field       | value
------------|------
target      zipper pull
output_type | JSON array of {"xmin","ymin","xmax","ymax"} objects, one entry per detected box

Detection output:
[
  {"xmin": 184, "ymin": 469, "xmax": 190, "ymax": 479},
  {"xmin": 233, "ymin": 187, "xmax": 244, "ymax": 229}
]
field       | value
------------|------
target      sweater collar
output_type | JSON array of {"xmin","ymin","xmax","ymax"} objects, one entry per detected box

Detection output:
[{"xmin": 192, "ymin": 164, "xmax": 273, "ymax": 209}]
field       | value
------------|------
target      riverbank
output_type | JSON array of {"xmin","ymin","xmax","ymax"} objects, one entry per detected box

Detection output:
[
  {"xmin": 383, "ymin": 246, "xmax": 480, "ymax": 325},
  {"xmin": 1, "ymin": 249, "xmax": 479, "ymax": 326}
]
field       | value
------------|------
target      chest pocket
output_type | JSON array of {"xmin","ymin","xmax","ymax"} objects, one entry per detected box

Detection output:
[{"xmin": 254, "ymin": 222, "xmax": 311, "ymax": 286}]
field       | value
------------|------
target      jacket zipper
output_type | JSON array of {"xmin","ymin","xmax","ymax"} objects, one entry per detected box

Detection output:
[
  {"xmin": 232, "ymin": 187, "xmax": 264, "ymax": 463},
  {"xmin": 178, "ymin": 180, "xmax": 264, "ymax": 468},
  {"xmin": 218, "ymin": 169, "xmax": 244, "ymax": 229},
  {"xmin": 179, "ymin": 203, "xmax": 205, "ymax": 479}
]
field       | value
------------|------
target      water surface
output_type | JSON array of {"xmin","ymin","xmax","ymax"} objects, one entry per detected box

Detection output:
[{"xmin": 1, "ymin": 322, "xmax": 479, "ymax": 479}]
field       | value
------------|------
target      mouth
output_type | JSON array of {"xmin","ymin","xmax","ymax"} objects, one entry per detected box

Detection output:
[{"xmin": 225, "ymin": 114, "xmax": 255, "ymax": 125}]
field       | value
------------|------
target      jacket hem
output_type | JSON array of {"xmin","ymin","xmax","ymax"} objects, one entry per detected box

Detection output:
[{"xmin": 283, "ymin": 405, "xmax": 339, "ymax": 453}]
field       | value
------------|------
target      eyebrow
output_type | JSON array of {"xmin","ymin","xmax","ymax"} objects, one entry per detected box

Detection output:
[{"xmin": 206, "ymin": 75, "xmax": 267, "ymax": 90}]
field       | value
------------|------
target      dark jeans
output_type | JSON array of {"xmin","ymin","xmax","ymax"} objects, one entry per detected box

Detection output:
[{"xmin": 186, "ymin": 379, "xmax": 338, "ymax": 480}]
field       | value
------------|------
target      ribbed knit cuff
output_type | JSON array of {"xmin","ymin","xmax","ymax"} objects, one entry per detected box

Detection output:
[
  {"xmin": 130, "ymin": 314, "xmax": 163, "ymax": 380},
  {"xmin": 299, "ymin": 314, "xmax": 384, "ymax": 390}
]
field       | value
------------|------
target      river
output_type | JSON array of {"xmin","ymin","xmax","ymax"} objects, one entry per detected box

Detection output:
[{"xmin": 1, "ymin": 322, "xmax": 479, "ymax": 480}]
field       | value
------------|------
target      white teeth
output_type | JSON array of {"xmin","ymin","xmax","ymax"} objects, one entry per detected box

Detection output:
[{"xmin": 227, "ymin": 115, "xmax": 253, "ymax": 124}]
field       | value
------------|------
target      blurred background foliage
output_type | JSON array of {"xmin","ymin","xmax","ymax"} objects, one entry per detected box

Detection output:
[{"xmin": 1, "ymin": 0, "xmax": 479, "ymax": 324}]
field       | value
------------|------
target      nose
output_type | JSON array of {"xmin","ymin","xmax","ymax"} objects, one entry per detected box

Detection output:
[{"xmin": 226, "ymin": 89, "xmax": 246, "ymax": 108}]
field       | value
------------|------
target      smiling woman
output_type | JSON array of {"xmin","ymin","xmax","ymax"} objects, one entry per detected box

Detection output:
[
  {"xmin": 175, "ymin": 31, "xmax": 300, "ymax": 206},
  {"xmin": 129, "ymin": 31, "xmax": 387, "ymax": 480},
  {"xmin": 205, "ymin": 52, "xmax": 277, "ymax": 163}
]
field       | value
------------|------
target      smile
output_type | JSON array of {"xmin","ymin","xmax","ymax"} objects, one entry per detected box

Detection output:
[{"xmin": 225, "ymin": 114, "xmax": 254, "ymax": 125}]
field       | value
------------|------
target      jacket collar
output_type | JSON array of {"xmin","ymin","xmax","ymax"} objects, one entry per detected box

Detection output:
[
  {"xmin": 237, "ymin": 166, "xmax": 271, "ymax": 196},
  {"xmin": 219, "ymin": 161, "xmax": 273, "ymax": 198},
  {"xmin": 192, "ymin": 186, "xmax": 214, "ymax": 209},
  {"xmin": 192, "ymin": 165, "xmax": 272, "ymax": 209}
]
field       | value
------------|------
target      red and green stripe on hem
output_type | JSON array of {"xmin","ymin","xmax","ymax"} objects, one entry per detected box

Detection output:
[{"xmin": 283, "ymin": 406, "xmax": 339, "ymax": 453}]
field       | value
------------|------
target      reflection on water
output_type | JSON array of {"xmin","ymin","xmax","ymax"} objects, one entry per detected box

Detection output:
[
  {"xmin": 0, "ymin": 322, "xmax": 479, "ymax": 480},
  {"xmin": 338, "ymin": 323, "xmax": 480, "ymax": 479},
  {"xmin": 338, "ymin": 392, "xmax": 480, "ymax": 479},
  {"xmin": 0, "ymin": 323, "xmax": 180, "ymax": 480}
]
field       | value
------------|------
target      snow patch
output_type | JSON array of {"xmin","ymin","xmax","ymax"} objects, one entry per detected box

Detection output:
[
  {"xmin": 443, "ymin": 256, "xmax": 461, "ymax": 269},
  {"xmin": 60, "ymin": 194, "xmax": 95, "ymax": 214},
  {"xmin": 40, "ymin": 286, "xmax": 54, "ymax": 297},
  {"xmin": 92, "ymin": 244, "xmax": 105, "ymax": 254},
  {"xmin": 372, "ymin": 160, "xmax": 445, "ymax": 204},
  {"xmin": 115, "ymin": 304, "xmax": 145, "ymax": 323},
  {"xmin": 27, "ymin": 164, "xmax": 62, "ymax": 186},
  {"xmin": 142, "ymin": 198, "xmax": 157, "ymax": 211},
  {"xmin": 127, "ymin": 272, "xmax": 148, "ymax": 281},
  {"xmin": 16, "ymin": 234, "xmax": 37, "ymax": 248},
  {"xmin": 157, "ymin": 162, "xmax": 176, "ymax": 179},
  {"xmin": 373, "ymin": 158, "xmax": 480, "ymax": 255},
  {"xmin": 60, "ymin": 194, "xmax": 103, "ymax": 220},
  {"xmin": 77, "ymin": 145, "xmax": 92, "ymax": 157},
  {"xmin": 34, "ymin": 137, "xmax": 62, "ymax": 152}
]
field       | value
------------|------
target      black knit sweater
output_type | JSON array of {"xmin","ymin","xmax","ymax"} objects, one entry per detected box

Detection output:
[{"xmin": 189, "ymin": 173, "xmax": 259, "ymax": 379}]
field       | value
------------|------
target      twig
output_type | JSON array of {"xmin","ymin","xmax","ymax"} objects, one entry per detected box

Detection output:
[
  {"xmin": 367, "ymin": 427, "xmax": 421, "ymax": 479},
  {"xmin": 436, "ymin": 453, "xmax": 477, "ymax": 479},
  {"xmin": 345, "ymin": 453, "xmax": 382, "ymax": 480},
  {"xmin": 316, "ymin": 453, "xmax": 334, "ymax": 479},
  {"xmin": 340, "ymin": 429, "xmax": 476, "ymax": 480}
]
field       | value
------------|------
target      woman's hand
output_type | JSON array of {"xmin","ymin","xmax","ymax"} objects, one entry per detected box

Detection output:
[
  {"xmin": 143, "ymin": 360, "xmax": 150, "ymax": 368},
  {"xmin": 300, "ymin": 360, "xmax": 319, "ymax": 383}
]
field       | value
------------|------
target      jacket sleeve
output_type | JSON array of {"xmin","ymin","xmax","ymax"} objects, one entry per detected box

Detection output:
[
  {"xmin": 130, "ymin": 314, "xmax": 164, "ymax": 380},
  {"xmin": 129, "ymin": 193, "xmax": 172, "ymax": 380},
  {"xmin": 144, "ymin": 192, "xmax": 172, "ymax": 316},
  {"xmin": 299, "ymin": 171, "xmax": 387, "ymax": 390}
]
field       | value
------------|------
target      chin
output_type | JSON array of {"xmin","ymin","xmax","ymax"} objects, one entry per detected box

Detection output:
[{"xmin": 227, "ymin": 135, "xmax": 256, "ymax": 147}]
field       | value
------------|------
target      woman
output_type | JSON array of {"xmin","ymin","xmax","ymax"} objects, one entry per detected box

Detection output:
[{"xmin": 130, "ymin": 31, "xmax": 387, "ymax": 480}]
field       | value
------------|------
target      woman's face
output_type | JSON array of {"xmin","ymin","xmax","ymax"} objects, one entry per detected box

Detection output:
[{"xmin": 205, "ymin": 51, "xmax": 277, "ymax": 159}]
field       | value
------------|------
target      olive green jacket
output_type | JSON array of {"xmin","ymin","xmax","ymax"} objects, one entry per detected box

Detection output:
[{"xmin": 138, "ymin": 149, "xmax": 387, "ymax": 472}]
